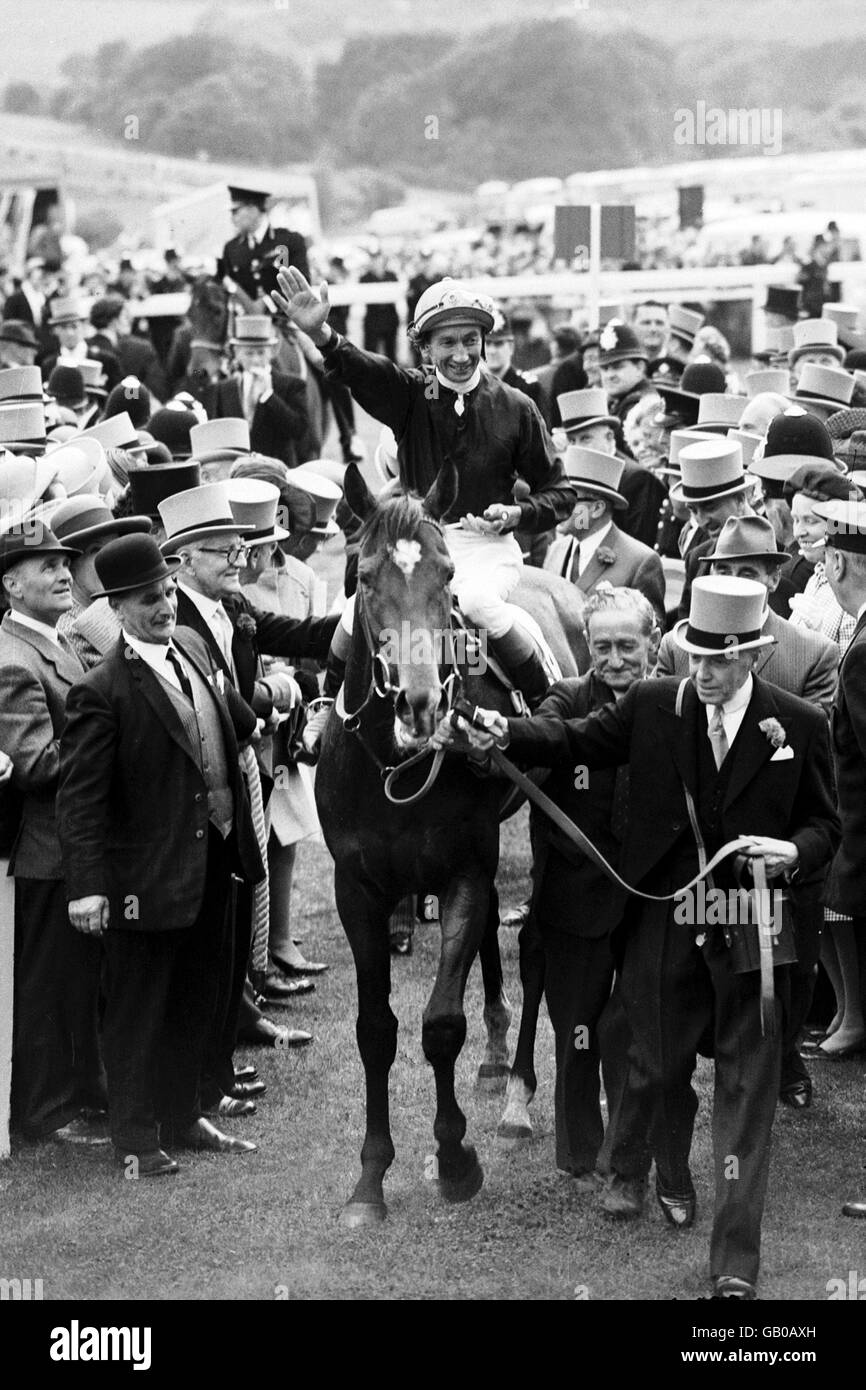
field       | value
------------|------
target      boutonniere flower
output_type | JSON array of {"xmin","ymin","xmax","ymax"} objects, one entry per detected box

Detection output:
[
  {"xmin": 596, "ymin": 546, "xmax": 617, "ymax": 566},
  {"xmin": 758, "ymin": 717, "xmax": 786, "ymax": 749},
  {"xmin": 235, "ymin": 613, "xmax": 257, "ymax": 641}
]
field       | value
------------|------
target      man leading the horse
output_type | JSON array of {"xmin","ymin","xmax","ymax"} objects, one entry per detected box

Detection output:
[{"xmin": 273, "ymin": 269, "xmax": 574, "ymax": 745}]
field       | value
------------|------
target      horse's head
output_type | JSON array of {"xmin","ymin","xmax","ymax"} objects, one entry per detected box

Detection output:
[{"xmin": 346, "ymin": 461, "xmax": 458, "ymax": 748}]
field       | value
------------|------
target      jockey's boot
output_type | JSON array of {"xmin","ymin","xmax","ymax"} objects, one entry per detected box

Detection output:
[
  {"xmin": 298, "ymin": 654, "xmax": 346, "ymax": 762},
  {"xmin": 509, "ymin": 650, "xmax": 552, "ymax": 710}
]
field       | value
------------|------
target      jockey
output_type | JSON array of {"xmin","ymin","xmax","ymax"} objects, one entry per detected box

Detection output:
[{"xmin": 273, "ymin": 269, "xmax": 574, "ymax": 747}]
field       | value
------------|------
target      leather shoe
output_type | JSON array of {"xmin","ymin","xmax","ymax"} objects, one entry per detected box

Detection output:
[
  {"xmin": 175, "ymin": 1118, "xmax": 257, "ymax": 1154},
  {"xmin": 271, "ymin": 953, "xmax": 329, "ymax": 977},
  {"xmin": 780, "ymin": 1079, "xmax": 812, "ymax": 1108},
  {"xmin": 52, "ymin": 1113, "xmax": 111, "ymax": 1146},
  {"xmin": 600, "ymin": 1174, "xmax": 647, "ymax": 1219},
  {"xmin": 712, "ymin": 1275, "xmax": 757, "ymax": 1300},
  {"xmin": 233, "ymin": 1065, "xmax": 258, "ymax": 1083},
  {"xmin": 239, "ymin": 1017, "xmax": 313, "ymax": 1048},
  {"xmin": 204, "ymin": 1096, "xmax": 256, "ymax": 1119},
  {"xmin": 842, "ymin": 1200, "xmax": 866, "ymax": 1218},
  {"xmin": 115, "ymin": 1147, "xmax": 179, "ymax": 1178},
  {"xmin": 261, "ymin": 974, "xmax": 314, "ymax": 1000},
  {"xmin": 230, "ymin": 1079, "xmax": 266, "ymax": 1099},
  {"xmin": 656, "ymin": 1182, "xmax": 696, "ymax": 1229}
]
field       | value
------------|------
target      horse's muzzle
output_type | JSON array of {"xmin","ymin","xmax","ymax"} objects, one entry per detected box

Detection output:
[{"xmin": 394, "ymin": 684, "xmax": 448, "ymax": 741}]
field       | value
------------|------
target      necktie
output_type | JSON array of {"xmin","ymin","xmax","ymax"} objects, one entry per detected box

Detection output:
[
  {"xmin": 568, "ymin": 541, "xmax": 581, "ymax": 584},
  {"xmin": 213, "ymin": 607, "xmax": 235, "ymax": 669},
  {"xmin": 166, "ymin": 647, "xmax": 193, "ymax": 703},
  {"xmin": 243, "ymin": 373, "xmax": 257, "ymax": 422},
  {"xmin": 454, "ymin": 393, "xmax": 465, "ymax": 417},
  {"xmin": 708, "ymin": 705, "xmax": 729, "ymax": 770}
]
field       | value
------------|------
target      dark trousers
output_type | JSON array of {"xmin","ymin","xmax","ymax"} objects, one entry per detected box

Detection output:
[
  {"xmin": 541, "ymin": 925, "xmax": 617, "ymax": 1174},
  {"xmin": 780, "ymin": 901, "xmax": 822, "ymax": 1091},
  {"xmin": 12, "ymin": 876, "xmax": 104, "ymax": 1138},
  {"xmin": 102, "ymin": 831, "xmax": 231, "ymax": 1153},
  {"xmin": 201, "ymin": 865, "xmax": 249, "ymax": 1106},
  {"xmin": 312, "ymin": 365, "xmax": 356, "ymax": 455},
  {"xmin": 615, "ymin": 912, "xmax": 783, "ymax": 1284}
]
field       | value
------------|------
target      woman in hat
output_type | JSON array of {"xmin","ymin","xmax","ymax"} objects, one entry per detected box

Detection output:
[{"xmin": 273, "ymin": 267, "xmax": 574, "ymax": 721}]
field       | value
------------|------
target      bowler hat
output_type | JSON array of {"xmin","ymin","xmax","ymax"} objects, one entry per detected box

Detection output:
[
  {"xmin": 50, "ymin": 494, "xmax": 151, "ymax": 548},
  {"xmin": 47, "ymin": 365, "xmax": 88, "ymax": 410},
  {"xmin": 673, "ymin": 575, "xmax": 775, "ymax": 656},
  {"xmin": 654, "ymin": 361, "xmax": 727, "ymax": 426},
  {"xmin": 0, "ymin": 524, "xmax": 79, "ymax": 577},
  {"xmin": 698, "ymin": 514, "xmax": 790, "ymax": 569},
  {"xmin": 93, "ymin": 533, "xmax": 182, "ymax": 598},
  {"xmin": 0, "ymin": 320, "xmax": 38, "ymax": 350},
  {"xmin": 147, "ymin": 408, "xmax": 198, "ymax": 460},
  {"xmin": 560, "ymin": 446, "xmax": 627, "ymax": 509},
  {"xmin": 669, "ymin": 438, "xmax": 748, "ymax": 505}
]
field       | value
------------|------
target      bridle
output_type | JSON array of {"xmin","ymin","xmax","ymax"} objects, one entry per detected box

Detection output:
[{"xmin": 340, "ymin": 516, "xmax": 463, "ymax": 806}]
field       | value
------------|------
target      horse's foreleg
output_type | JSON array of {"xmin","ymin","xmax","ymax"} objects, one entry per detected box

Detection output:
[
  {"xmin": 497, "ymin": 911, "xmax": 545, "ymax": 1141},
  {"xmin": 423, "ymin": 872, "xmax": 487, "ymax": 1204},
  {"xmin": 336, "ymin": 875, "xmax": 398, "ymax": 1228},
  {"xmin": 477, "ymin": 883, "xmax": 512, "ymax": 1092}
]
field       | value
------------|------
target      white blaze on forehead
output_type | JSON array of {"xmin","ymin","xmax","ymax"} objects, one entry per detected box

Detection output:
[{"xmin": 391, "ymin": 538, "xmax": 422, "ymax": 577}]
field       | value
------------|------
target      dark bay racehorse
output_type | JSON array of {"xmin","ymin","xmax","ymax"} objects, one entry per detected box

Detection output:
[{"xmin": 316, "ymin": 462, "xmax": 582, "ymax": 1226}]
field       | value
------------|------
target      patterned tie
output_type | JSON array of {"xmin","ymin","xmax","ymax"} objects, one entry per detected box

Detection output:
[{"xmin": 708, "ymin": 705, "xmax": 729, "ymax": 771}]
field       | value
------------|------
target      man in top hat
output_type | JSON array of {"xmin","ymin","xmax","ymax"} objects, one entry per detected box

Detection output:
[
  {"xmin": 674, "ymin": 438, "xmax": 759, "ymax": 619},
  {"xmin": 0, "ymin": 320, "xmax": 39, "ymax": 370},
  {"xmin": 815, "ymin": 499, "xmax": 866, "ymax": 1217},
  {"xmin": 791, "ymin": 364, "xmax": 855, "ymax": 423},
  {"xmin": 205, "ymin": 317, "xmax": 308, "ymax": 470},
  {"xmin": 41, "ymin": 297, "xmax": 120, "ymax": 394},
  {"xmin": 46, "ymin": 365, "xmax": 98, "ymax": 431},
  {"xmin": 189, "ymin": 417, "xmax": 250, "ymax": 484},
  {"xmin": 544, "ymin": 446, "xmax": 665, "ymax": 634},
  {"xmin": 216, "ymin": 187, "xmax": 309, "ymax": 308},
  {"xmin": 789, "ymin": 318, "xmax": 846, "ymax": 385},
  {"xmin": 763, "ymin": 286, "xmax": 801, "ymax": 332},
  {"xmin": 0, "ymin": 524, "xmax": 106, "ymax": 1143},
  {"xmin": 56, "ymin": 534, "xmax": 265, "ymax": 1175},
  {"xmin": 597, "ymin": 320, "xmax": 655, "ymax": 421},
  {"xmin": 442, "ymin": 575, "xmax": 838, "ymax": 1297},
  {"xmin": 657, "ymin": 305, "xmax": 705, "ymax": 377}
]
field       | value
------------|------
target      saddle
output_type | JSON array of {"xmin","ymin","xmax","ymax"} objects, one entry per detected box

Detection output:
[{"xmin": 450, "ymin": 602, "xmax": 561, "ymax": 715}]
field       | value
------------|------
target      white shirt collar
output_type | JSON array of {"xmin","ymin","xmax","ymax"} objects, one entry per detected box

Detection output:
[
  {"xmin": 8, "ymin": 610, "xmax": 61, "ymax": 645},
  {"xmin": 435, "ymin": 364, "xmax": 482, "ymax": 396},
  {"xmin": 177, "ymin": 580, "xmax": 225, "ymax": 626},
  {"xmin": 704, "ymin": 671, "xmax": 754, "ymax": 723},
  {"xmin": 858, "ymin": 600, "xmax": 866, "ymax": 622},
  {"xmin": 250, "ymin": 219, "xmax": 271, "ymax": 247},
  {"xmin": 122, "ymin": 630, "xmax": 182, "ymax": 688},
  {"xmin": 576, "ymin": 519, "xmax": 614, "ymax": 566}
]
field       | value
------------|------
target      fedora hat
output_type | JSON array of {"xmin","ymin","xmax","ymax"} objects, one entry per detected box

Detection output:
[
  {"xmin": 813, "ymin": 499, "xmax": 866, "ymax": 553},
  {"xmin": 793, "ymin": 364, "xmax": 855, "ymax": 415},
  {"xmin": 789, "ymin": 318, "xmax": 845, "ymax": 366},
  {"xmin": 78, "ymin": 411, "xmax": 148, "ymax": 455},
  {"xmin": 0, "ymin": 319, "xmax": 39, "ymax": 350},
  {"xmin": 695, "ymin": 394, "xmax": 746, "ymax": 432},
  {"xmin": 281, "ymin": 469, "xmax": 341, "ymax": 537},
  {"xmin": 231, "ymin": 315, "xmax": 278, "ymax": 347},
  {"xmin": 225, "ymin": 478, "xmax": 289, "ymax": 544},
  {"xmin": 93, "ymin": 533, "xmax": 182, "ymax": 598},
  {"xmin": 189, "ymin": 417, "xmax": 250, "ymax": 463},
  {"xmin": 410, "ymin": 279, "xmax": 496, "ymax": 338},
  {"xmin": 673, "ymin": 575, "xmax": 775, "ymax": 656},
  {"xmin": 745, "ymin": 369, "xmax": 789, "ymax": 400},
  {"xmin": 48, "ymin": 295, "xmax": 89, "ymax": 326},
  {"xmin": 557, "ymin": 387, "xmax": 617, "ymax": 432},
  {"xmin": 0, "ymin": 523, "xmax": 80, "ymax": 577},
  {"xmin": 159, "ymin": 480, "xmax": 256, "ymax": 554},
  {"xmin": 560, "ymin": 445, "xmax": 627, "ymax": 508},
  {"xmin": 669, "ymin": 438, "xmax": 748, "ymax": 505},
  {"xmin": 698, "ymin": 514, "xmax": 790, "ymax": 570},
  {"xmin": 128, "ymin": 461, "xmax": 202, "ymax": 521},
  {"xmin": 50, "ymin": 494, "xmax": 151, "ymax": 548},
  {"xmin": 655, "ymin": 361, "xmax": 727, "ymax": 423},
  {"xmin": 763, "ymin": 285, "xmax": 800, "ymax": 321},
  {"xmin": 597, "ymin": 320, "xmax": 647, "ymax": 367},
  {"xmin": 0, "ymin": 366, "xmax": 47, "ymax": 453}
]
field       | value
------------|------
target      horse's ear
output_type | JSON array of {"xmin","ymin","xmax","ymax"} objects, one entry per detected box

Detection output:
[
  {"xmin": 343, "ymin": 461, "xmax": 376, "ymax": 523},
  {"xmin": 422, "ymin": 459, "xmax": 459, "ymax": 521}
]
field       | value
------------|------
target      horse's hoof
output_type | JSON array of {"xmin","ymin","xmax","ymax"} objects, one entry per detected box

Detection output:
[
  {"xmin": 339, "ymin": 1201, "xmax": 387, "ymax": 1229},
  {"xmin": 476, "ymin": 1063, "xmax": 509, "ymax": 1094},
  {"xmin": 496, "ymin": 1119, "xmax": 532, "ymax": 1142},
  {"xmin": 438, "ymin": 1150, "xmax": 484, "ymax": 1204}
]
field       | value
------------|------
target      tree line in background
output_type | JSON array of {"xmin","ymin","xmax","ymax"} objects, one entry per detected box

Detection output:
[{"xmin": 4, "ymin": 17, "xmax": 866, "ymax": 199}]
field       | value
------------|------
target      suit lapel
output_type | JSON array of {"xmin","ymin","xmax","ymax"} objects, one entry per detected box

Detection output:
[
  {"xmin": 659, "ymin": 679, "xmax": 699, "ymax": 798},
  {"xmin": 176, "ymin": 592, "xmax": 233, "ymax": 683},
  {"xmin": 174, "ymin": 633, "xmax": 238, "ymax": 764},
  {"xmin": 3, "ymin": 615, "xmax": 83, "ymax": 686},
  {"xmin": 121, "ymin": 639, "xmax": 199, "ymax": 765},
  {"xmin": 576, "ymin": 551, "xmax": 606, "ymax": 594},
  {"xmin": 751, "ymin": 612, "xmax": 777, "ymax": 679},
  {"xmin": 723, "ymin": 677, "xmax": 781, "ymax": 811}
]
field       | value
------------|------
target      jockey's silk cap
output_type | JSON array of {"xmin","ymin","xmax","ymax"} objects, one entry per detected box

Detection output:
[{"xmin": 409, "ymin": 279, "xmax": 496, "ymax": 338}]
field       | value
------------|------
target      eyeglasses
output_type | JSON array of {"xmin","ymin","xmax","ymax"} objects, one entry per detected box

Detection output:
[{"xmin": 198, "ymin": 543, "xmax": 249, "ymax": 565}]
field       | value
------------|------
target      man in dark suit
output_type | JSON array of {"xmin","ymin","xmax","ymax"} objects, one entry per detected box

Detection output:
[
  {"xmin": 485, "ymin": 314, "xmax": 549, "ymax": 422},
  {"xmin": 444, "ymin": 575, "xmax": 839, "ymax": 1298},
  {"xmin": 57, "ymin": 535, "xmax": 264, "ymax": 1176},
  {"xmin": 205, "ymin": 316, "xmax": 308, "ymax": 469},
  {"xmin": 0, "ymin": 526, "xmax": 105, "ymax": 1143},
  {"xmin": 39, "ymin": 296, "xmax": 121, "ymax": 394},
  {"xmin": 217, "ymin": 186, "xmax": 309, "ymax": 306},
  {"xmin": 673, "ymin": 437, "xmax": 762, "ymax": 621},
  {"xmin": 88, "ymin": 296, "xmax": 167, "ymax": 401},
  {"xmin": 817, "ymin": 500, "xmax": 866, "ymax": 1217},
  {"xmin": 359, "ymin": 250, "xmax": 400, "ymax": 362}
]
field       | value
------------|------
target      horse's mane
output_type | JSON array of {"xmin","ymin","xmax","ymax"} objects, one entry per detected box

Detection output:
[{"xmin": 357, "ymin": 490, "xmax": 434, "ymax": 554}]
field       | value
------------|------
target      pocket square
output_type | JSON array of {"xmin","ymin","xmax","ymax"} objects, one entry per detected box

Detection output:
[{"xmin": 770, "ymin": 745, "xmax": 794, "ymax": 761}]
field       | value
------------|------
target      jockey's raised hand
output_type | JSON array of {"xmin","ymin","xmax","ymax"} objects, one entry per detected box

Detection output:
[{"xmin": 274, "ymin": 267, "xmax": 331, "ymax": 340}]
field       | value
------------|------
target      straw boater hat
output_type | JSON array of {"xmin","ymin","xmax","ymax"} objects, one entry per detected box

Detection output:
[
  {"xmin": 0, "ymin": 365, "xmax": 47, "ymax": 454},
  {"xmin": 788, "ymin": 318, "xmax": 845, "ymax": 367},
  {"xmin": 557, "ymin": 387, "xmax": 618, "ymax": 432},
  {"xmin": 189, "ymin": 417, "xmax": 251, "ymax": 464},
  {"xmin": 666, "ymin": 305, "xmax": 704, "ymax": 351},
  {"xmin": 0, "ymin": 523, "xmax": 80, "ymax": 577},
  {"xmin": 281, "ymin": 469, "xmax": 342, "ymax": 537},
  {"xmin": 746, "ymin": 409, "xmax": 838, "ymax": 498},
  {"xmin": 792, "ymin": 363, "xmax": 855, "ymax": 417},
  {"xmin": 49, "ymin": 494, "xmax": 151, "ymax": 548},
  {"xmin": 92, "ymin": 533, "xmax": 182, "ymax": 599},
  {"xmin": 409, "ymin": 279, "xmax": 496, "ymax": 339},
  {"xmin": 694, "ymin": 394, "xmax": 746, "ymax": 433},
  {"xmin": 669, "ymin": 437, "xmax": 748, "ymax": 506},
  {"xmin": 698, "ymin": 514, "xmax": 791, "ymax": 570},
  {"xmin": 225, "ymin": 478, "xmax": 289, "ymax": 544},
  {"xmin": 231, "ymin": 315, "xmax": 278, "ymax": 347},
  {"xmin": 158, "ymin": 480, "xmax": 256, "ymax": 554},
  {"xmin": 47, "ymin": 295, "xmax": 89, "ymax": 326},
  {"xmin": 745, "ymin": 368, "xmax": 790, "ymax": 400},
  {"xmin": 560, "ymin": 446, "xmax": 627, "ymax": 509},
  {"xmin": 673, "ymin": 575, "xmax": 776, "ymax": 656}
]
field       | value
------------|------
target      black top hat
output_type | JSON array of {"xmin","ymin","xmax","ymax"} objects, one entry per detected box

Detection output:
[
  {"xmin": 763, "ymin": 285, "xmax": 800, "ymax": 321},
  {"xmin": 93, "ymin": 533, "xmax": 182, "ymax": 598},
  {"xmin": 128, "ymin": 461, "xmax": 202, "ymax": 519},
  {"xmin": 228, "ymin": 185, "xmax": 269, "ymax": 211},
  {"xmin": 105, "ymin": 379, "xmax": 152, "ymax": 428},
  {"xmin": 0, "ymin": 319, "xmax": 39, "ymax": 350},
  {"xmin": 47, "ymin": 365, "xmax": 87, "ymax": 410},
  {"xmin": 146, "ymin": 408, "xmax": 198, "ymax": 460},
  {"xmin": 0, "ymin": 524, "xmax": 80, "ymax": 577}
]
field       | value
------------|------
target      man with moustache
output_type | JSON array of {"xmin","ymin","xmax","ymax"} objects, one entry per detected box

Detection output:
[{"xmin": 57, "ymin": 534, "xmax": 264, "ymax": 1175}]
